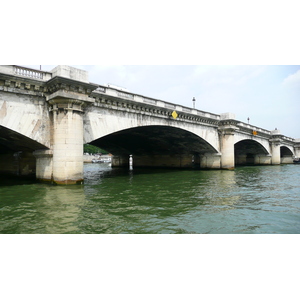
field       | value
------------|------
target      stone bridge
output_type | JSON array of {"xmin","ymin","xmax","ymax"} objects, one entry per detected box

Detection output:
[{"xmin": 0, "ymin": 65, "xmax": 299, "ymax": 184}]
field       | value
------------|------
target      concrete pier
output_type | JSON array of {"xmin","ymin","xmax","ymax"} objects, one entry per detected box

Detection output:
[
  {"xmin": 270, "ymin": 132, "xmax": 282, "ymax": 165},
  {"xmin": 38, "ymin": 66, "xmax": 97, "ymax": 184},
  {"xmin": 219, "ymin": 114, "xmax": 238, "ymax": 170}
]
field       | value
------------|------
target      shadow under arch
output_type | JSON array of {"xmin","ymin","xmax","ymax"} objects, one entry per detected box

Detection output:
[
  {"xmin": 235, "ymin": 139, "xmax": 269, "ymax": 165},
  {"xmin": 280, "ymin": 146, "xmax": 294, "ymax": 163},
  {"xmin": 89, "ymin": 125, "xmax": 219, "ymax": 156},
  {"xmin": 0, "ymin": 125, "xmax": 48, "ymax": 177},
  {"xmin": 280, "ymin": 146, "xmax": 293, "ymax": 156},
  {"xmin": 0, "ymin": 125, "xmax": 48, "ymax": 154}
]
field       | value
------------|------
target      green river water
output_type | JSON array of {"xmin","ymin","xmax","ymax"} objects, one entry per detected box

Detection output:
[{"xmin": 0, "ymin": 163, "xmax": 300, "ymax": 234}]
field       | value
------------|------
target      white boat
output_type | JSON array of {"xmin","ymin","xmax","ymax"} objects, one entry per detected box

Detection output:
[{"xmin": 92, "ymin": 158, "xmax": 111, "ymax": 163}]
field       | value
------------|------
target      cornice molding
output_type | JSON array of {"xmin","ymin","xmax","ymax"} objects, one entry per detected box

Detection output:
[
  {"xmin": 45, "ymin": 76, "xmax": 98, "ymax": 95},
  {"xmin": 91, "ymin": 95, "xmax": 219, "ymax": 127},
  {"xmin": 0, "ymin": 73, "xmax": 47, "ymax": 96}
]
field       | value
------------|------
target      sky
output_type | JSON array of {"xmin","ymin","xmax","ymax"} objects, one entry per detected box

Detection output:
[
  {"xmin": 4, "ymin": 1, "xmax": 299, "ymax": 140},
  {"xmin": 24, "ymin": 64, "xmax": 300, "ymax": 139}
]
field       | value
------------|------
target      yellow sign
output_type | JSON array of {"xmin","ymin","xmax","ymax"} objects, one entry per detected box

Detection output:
[
  {"xmin": 172, "ymin": 111, "xmax": 178, "ymax": 119},
  {"xmin": 253, "ymin": 130, "xmax": 257, "ymax": 135}
]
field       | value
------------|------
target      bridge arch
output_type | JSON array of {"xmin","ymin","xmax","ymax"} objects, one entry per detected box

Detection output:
[
  {"xmin": 89, "ymin": 125, "xmax": 219, "ymax": 156},
  {"xmin": 280, "ymin": 145, "xmax": 294, "ymax": 164},
  {"xmin": 84, "ymin": 107, "xmax": 221, "ymax": 152},
  {"xmin": 0, "ymin": 97, "xmax": 50, "ymax": 149},
  {"xmin": 234, "ymin": 139, "xmax": 270, "ymax": 165},
  {"xmin": 88, "ymin": 125, "xmax": 220, "ymax": 169}
]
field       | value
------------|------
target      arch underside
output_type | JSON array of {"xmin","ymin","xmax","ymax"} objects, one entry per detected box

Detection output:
[
  {"xmin": 0, "ymin": 125, "xmax": 48, "ymax": 154},
  {"xmin": 280, "ymin": 146, "xmax": 293, "ymax": 157},
  {"xmin": 235, "ymin": 139, "xmax": 269, "ymax": 156},
  {"xmin": 235, "ymin": 139, "xmax": 269, "ymax": 165},
  {"xmin": 90, "ymin": 126, "xmax": 218, "ymax": 156},
  {"xmin": 0, "ymin": 125, "xmax": 49, "ymax": 177}
]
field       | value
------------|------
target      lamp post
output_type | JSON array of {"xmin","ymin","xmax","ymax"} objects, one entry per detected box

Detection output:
[
  {"xmin": 192, "ymin": 97, "xmax": 196, "ymax": 109},
  {"xmin": 247, "ymin": 117, "xmax": 250, "ymax": 124}
]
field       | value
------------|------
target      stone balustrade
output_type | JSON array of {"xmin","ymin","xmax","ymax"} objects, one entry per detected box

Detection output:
[
  {"xmin": 14, "ymin": 66, "xmax": 44, "ymax": 80},
  {"xmin": 237, "ymin": 121, "xmax": 272, "ymax": 136},
  {"xmin": 93, "ymin": 85, "xmax": 221, "ymax": 123},
  {"xmin": 0, "ymin": 65, "xmax": 52, "ymax": 81}
]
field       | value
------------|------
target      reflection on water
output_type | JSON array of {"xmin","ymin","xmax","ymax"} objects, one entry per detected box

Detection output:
[
  {"xmin": 0, "ymin": 164, "xmax": 300, "ymax": 233},
  {"xmin": 0, "ymin": 184, "xmax": 87, "ymax": 233}
]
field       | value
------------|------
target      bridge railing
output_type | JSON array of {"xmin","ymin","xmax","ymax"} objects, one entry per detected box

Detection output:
[
  {"xmin": 281, "ymin": 135, "xmax": 295, "ymax": 143},
  {"xmin": 94, "ymin": 85, "xmax": 221, "ymax": 121},
  {"xmin": 237, "ymin": 121, "xmax": 272, "ymax": 135},
  {"xmin": 0, "ymin": 65, "xmax": 52, "ymax": 81},
  {"xmin": 238, "ymin": 121, "xmax": 296, "ymax": 142},
  {"xmin": 13, "ymin": 65, "xmax": 52, "ymax": 81}
]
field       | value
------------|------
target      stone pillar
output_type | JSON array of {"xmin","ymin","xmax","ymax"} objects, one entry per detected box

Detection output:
[
  {"xmin": 44, "ymin": 66, "xmax": 97, "ymax": 184},
  {"xmin": 254, "ymin": 155, "xmax": 272, "ymax": 165},
  {"xmin": 270, "ymin": 141, "xmax": 281, "ymax": 164},
  {"xmin": 200, "ymin": 153, "xmax": 221, "ymax": 169},
  {"xmin": 220, "ymin": 131, "xmax": 236, "ymax": 169},
  {"xmin": 294, "ymin": 139, "xmax": 300, "ymax": 158},
  {"xmin": 270, "ymin": 131, "xmax": 282, "ymax": 165},
  {"xmin": 50, "ymin": 100, "xmax": 85, "ymax": 184},
  {"xmin": 219, "ymin": 114, "xmax": 238, "ymax": 170}
]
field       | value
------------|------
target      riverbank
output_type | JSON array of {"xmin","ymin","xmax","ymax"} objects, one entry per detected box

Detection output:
[{"xmin": 83, "ymin": 154, "xmax": 112, "ymax": 163}]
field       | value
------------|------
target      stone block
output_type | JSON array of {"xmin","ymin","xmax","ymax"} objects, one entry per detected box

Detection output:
[
  {"xmin": 51, "ymin": 65, "xmax": 89, "ymax": 83},
  {"xmin": 220, "ymin": 112, "xmax": 235, "ymax": 120}
]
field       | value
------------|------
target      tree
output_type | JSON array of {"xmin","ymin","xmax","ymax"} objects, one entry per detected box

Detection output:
[{"xmin": 83, "ymin": 144, "xmax": 109, "ymax": 154}]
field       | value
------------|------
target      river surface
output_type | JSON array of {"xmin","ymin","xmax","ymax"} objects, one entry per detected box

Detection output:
[{"xmin": 0, "ymin": 164, "xmax": 300, "ymax": 234}]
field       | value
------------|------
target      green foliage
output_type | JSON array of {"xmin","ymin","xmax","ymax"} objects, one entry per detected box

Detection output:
[{"xmin": 84, "ymin": 144, "xmax": 108, "ymax": 154}]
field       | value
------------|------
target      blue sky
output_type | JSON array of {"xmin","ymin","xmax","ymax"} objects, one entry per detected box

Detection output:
[{"xmin": 24, "ymin": 65, "xmax": 300, "ymax": 139}]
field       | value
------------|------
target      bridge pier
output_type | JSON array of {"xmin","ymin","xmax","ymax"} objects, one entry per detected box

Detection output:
[
  {"xmin": 270, "ymin": 134, "xmax": 281, "ymax": 165},
  {"xmin": 294, "ymin": 139, "xmax": 300, "ymax": 158},
  {"xmin": 219, "ymin": 116, "xmax": 238, "ymax": 170},
  {"xmin": 50, "ymin": 102, "xmax": 85, "ymax": 184},
  {"xmin": 35, "ymin": 101, "xmax": 87, "ymax": 184},
  {"xmin": 39, "ymin": 66, "xmax": 97, "ymax": 184},
  {"xmin": 254, "ymin": 155, "xmax": 272, "ymax": 165},
  {"xmin": 34, "ymin": 150, "xmax": 53, "ymax": 182},
  {"xmin": 200, "ymin": 153, "xmax": 221, "ymax": 169}
]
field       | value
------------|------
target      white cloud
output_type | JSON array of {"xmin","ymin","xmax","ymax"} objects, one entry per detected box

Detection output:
[{"xmin": 282, "ymin": 69, "xmax": 300, "ymax": 87}]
